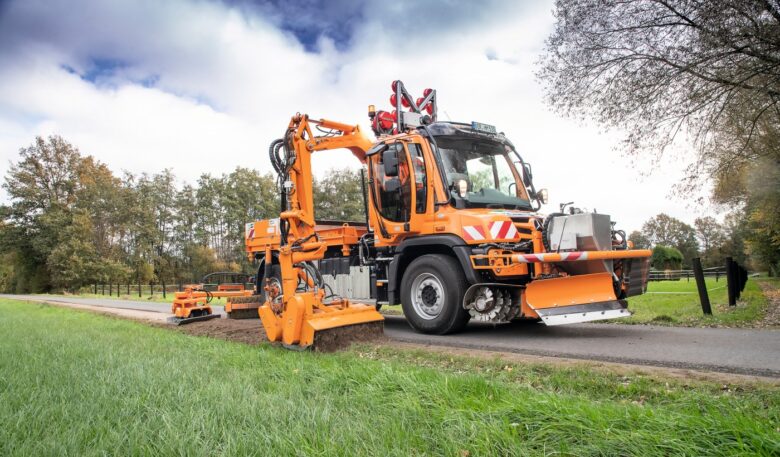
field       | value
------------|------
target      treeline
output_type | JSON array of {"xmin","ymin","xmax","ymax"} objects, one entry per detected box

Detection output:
[
  {"xmin": 0, "ymin": 136, "xmax": 364, "ymax": 293},
  {"xmin": 629, "ymin": 214, "xmax": 748, "ymax": 271}
]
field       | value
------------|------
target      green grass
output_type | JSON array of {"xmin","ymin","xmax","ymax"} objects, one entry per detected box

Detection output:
[
  {"xmin": 1, "ymin": 299, "xmax": 778, "ymax": 456},
  {"xmin": 623, "ymin": 277, "xmax": 772, "ymax": 327}
]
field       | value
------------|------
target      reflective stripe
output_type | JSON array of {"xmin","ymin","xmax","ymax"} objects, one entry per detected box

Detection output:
[
  {"xmin": 463, "ymin": 225, "xmax": 485, "ymax": 241},
  {"xmin": 514, "ymin": 252, "xmax": 591, "ymax": 263},
  {"xmin": 488, "ymin": 220, "xmax": 520, "ymax": 240}
]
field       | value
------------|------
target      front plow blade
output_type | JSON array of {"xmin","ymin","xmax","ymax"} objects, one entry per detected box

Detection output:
[
  {"xmin": 526, "ymin": 273, "xmax": 631, "ymax": 325},
  {"xmin": 303, "ymin": 305, "xmax": 384, "ymax": 352}
]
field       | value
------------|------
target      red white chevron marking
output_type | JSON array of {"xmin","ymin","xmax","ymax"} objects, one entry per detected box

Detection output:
[
  {"xmin": 462, "ymin": 225, "xmax": 486, "ymax": 241},
  {"xmin": 513, "ymin": 252, "xmax": 591, "ymax": 263},
  {"xmin": 489, "ymin": 220, "xmax": 519, "ymax": 240}
]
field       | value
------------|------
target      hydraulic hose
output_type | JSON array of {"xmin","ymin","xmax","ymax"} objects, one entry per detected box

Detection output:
[
  {"xmin": 542, "ymin": 213, "xmax": 564, "ymax": 252},
  {"xmin": 269, "ymin": 133, "xmax": 296, "ymax": 246}
]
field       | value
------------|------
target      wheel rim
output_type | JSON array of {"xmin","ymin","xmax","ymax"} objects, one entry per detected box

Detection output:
[{"xmin": 410, "ymin": 272, "xmax": 445, "ymax": 320}]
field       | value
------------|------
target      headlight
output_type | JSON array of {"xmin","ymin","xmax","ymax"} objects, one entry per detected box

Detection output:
[{"xmin": 536, "ymin": 188, "xmax": 549, "ymax": 204}]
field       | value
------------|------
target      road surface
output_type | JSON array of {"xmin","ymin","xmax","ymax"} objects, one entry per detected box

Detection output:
[{"xmin": 6, "ymin": 294, "xmax": 780, "ymax": 377}]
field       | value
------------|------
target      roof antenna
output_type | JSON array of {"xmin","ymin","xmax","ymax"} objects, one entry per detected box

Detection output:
[{"xmin": 443, "ymin": 110, "xmax": 452, "ymax": 121}]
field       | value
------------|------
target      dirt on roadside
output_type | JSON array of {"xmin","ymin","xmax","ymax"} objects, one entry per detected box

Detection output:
[
  {"xmin": 162, "ymin": 318, "xmax": 268, "ymax": 346},
  {"xmin": 757, "ymin": 280, "xmax": 780, "ymax": 328},
  {"xmin": 159, "ymin": 314, "xmax": 384, "ymax": 352}
]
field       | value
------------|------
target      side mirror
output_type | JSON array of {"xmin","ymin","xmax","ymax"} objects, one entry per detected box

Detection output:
[
  {"xmin": 383, "ymin": 177, "xmax": 401, "ymax": 193},
  {"xmin": 383, "ymin": 144, "xmax": 399, "ymax": 177}
]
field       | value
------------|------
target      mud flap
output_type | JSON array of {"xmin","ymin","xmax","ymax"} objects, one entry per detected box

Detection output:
[{"xmin": 525, "ymin": 273, "xmax": 631, "ymax": 325}]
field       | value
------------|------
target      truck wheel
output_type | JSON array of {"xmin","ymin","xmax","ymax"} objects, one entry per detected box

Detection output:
[
  {"xmin": 256, "ymin": 264, "xmax": 282, "ymax": 304},
  {"xmin": 401, "ymin": 254, "xmax": 470, "ymax": 334}
]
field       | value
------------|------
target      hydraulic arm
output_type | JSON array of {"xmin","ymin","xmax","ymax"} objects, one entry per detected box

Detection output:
[{"xmin": 258, "ymin": 114, "xmax": 383, "ymax": 349}]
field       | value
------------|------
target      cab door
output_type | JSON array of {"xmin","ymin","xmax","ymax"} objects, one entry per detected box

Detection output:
[
  {"xmin": 369, "ymin": 140, "xmax": 430, "ymax": 244},
  {"xmin": 403, "ymin": 139, "xmax": 431, "ymax": 233}
]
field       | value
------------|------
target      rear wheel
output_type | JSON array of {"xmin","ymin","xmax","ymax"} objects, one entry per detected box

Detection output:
[{"xmin": 401, "ymin": 254, "xmax": 470, "ymax": 334}]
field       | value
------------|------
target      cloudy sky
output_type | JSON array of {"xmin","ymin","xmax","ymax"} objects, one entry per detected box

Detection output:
[{"xmin": 0, "ymin": 0, "xmax": 713, "ymax": 231}]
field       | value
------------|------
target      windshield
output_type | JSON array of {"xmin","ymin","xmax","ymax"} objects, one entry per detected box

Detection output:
[{"xmin": 435, "ymin": 136, "xmax": 531, "ymax": 209}]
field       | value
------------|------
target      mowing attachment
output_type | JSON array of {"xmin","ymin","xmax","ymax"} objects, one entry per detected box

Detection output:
[
  {"xmin": 170, "ymin": 284, "xmax": 254, "ymax": 325},
  {"xmin": 225, "ymin": 295, "xmax": 264, "ymax": 319}
]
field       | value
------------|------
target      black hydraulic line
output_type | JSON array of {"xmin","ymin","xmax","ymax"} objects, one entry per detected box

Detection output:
[
  {"xmin": 542, "ymin": 213, "xmax": 564, "ymax": 252},
  {"xmin": 366, "ymin": 157, "xmax": 389, "ymax": 238},
  {"xmin": 360, "ymin": 168, "xmax": 370, "ymax": 231}
]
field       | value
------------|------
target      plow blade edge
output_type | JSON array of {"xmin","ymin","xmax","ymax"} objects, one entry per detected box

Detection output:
[{"xmin": 525, "ymin": 272, "xmax": 630, "ymax": 325}]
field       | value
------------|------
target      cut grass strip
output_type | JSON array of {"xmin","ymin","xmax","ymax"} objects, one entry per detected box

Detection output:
[{"xmin": 0, "ymin": 299, "xmax": 778, "ymax": 456}]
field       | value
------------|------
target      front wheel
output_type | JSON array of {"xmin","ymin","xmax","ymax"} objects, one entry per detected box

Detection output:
[{"xmin": 401, "ymin": 254, "xmax": 470, "ymax": 334}]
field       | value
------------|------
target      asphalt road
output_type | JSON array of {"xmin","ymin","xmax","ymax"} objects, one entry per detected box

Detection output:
[{"xmin": 6, "ymin": 295, "xmax": 780, "ymax": 377}]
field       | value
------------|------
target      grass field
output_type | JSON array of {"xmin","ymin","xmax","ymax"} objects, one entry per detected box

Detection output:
[
  {"xmin": 1, "ymin": 299, "xmax": 778, "ymax": 456},
  {"xmin": 623, "ymin": 277, "xmax": 772, "ymax": 327}
]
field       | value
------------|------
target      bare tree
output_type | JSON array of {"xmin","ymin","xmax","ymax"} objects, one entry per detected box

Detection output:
[{"xmin": 539, "ymin": 0, "xmax": 780, "ymax": 191}]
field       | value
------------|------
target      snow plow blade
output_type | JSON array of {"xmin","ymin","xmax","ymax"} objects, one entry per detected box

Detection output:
[
  {"xmin": 525, "ymin": 272, "xmax": 631, "ymax": 325},
  {"xmin": 167, "ymin": 312, "xmax": 220, "ymax": 326}
]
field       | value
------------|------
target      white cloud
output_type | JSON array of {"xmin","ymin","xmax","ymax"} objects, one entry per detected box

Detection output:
[{"xmin": 0, "ymin": 0, "xmax": 717, "ymax": 231}]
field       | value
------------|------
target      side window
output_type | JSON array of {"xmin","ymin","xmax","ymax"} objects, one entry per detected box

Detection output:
[
  {"xmin": 407, "ymin": 143, "xmax": 427, "ymax": 213},
  {"xmin": 372, "ymin": 143, "xmax": 411, "ymax": 222}
]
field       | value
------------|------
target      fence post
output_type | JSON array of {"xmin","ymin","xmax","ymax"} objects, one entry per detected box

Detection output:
[
  {"xmin": 127, "ymin": 283, "xmax": 130, "ymax": 295},
  {"xmin": 736, "ymin": 263, "xmax": 748, "ymax": 300},
  {"xmin": 692, "ymin": 258, "xmax": 712, "ymax": 315},
  {"xmin": 94, "ymin": 284, "xmax": 98, "ymax": 295},
  {"xmin": 726, "ymin": 257, "xmax": 736, "ymax": 306},
  {"xmin": 162, "ymin": 278, "xmax": 166, "ymax": 299},
  {"xmin": 102, "ymin": 284, "xmax": 105, "ymax": 295}
]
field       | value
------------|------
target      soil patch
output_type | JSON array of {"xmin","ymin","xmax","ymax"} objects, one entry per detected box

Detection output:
[
  {"xmin": 757, "ymin": 280, "xmax": 780, "ymax": 328},
  {"xmin": 165, "ymin": 318, "xmax": 267, "ymax": 346},
  {"xmin": 311, "ymin": 320, "xmax": 385, "ymax": 352},
  {"xmin": 167, "ymin": 316, "xmax": 385, "ymax": 352}
]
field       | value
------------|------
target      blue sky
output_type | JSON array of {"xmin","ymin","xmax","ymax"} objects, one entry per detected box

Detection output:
[{"xmin": 0, "ymin": 0, "xmax": 709, "ymax": 231}]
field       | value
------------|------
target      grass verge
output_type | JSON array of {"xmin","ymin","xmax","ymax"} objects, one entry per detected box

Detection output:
[
  {"xmin": 37, "ymin": 292, "xmax": 230, "ymax": 306},
  {"xmin": 622, "ymin": 277, "xmax": 771, "ymax": 327},
  {"xmin": 1, "ymin": 299, "xmax": 778, "ymax": 456}
]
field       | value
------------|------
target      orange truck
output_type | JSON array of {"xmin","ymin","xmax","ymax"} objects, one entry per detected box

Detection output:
[{"xmin": 217, "ymin": 81, "xmax": 652, "ymax": 349}]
